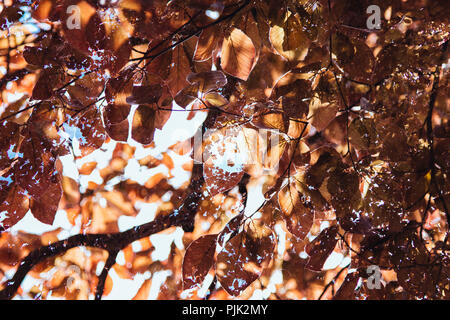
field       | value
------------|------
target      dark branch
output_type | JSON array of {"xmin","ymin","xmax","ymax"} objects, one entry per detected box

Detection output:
[{"xmin": 95, "ymin": 250, "xmax": 119, "ymax": 300}]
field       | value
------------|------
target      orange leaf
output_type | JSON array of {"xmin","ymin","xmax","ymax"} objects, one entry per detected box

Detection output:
[{"xmin": 221, "ymin": 28, "xmax": 256, "ymax": 81}]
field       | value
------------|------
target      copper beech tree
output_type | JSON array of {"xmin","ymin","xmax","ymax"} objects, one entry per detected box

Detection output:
[{"xmin": 0, "ymin": 0, "xmax": 448, "ymax": 300}]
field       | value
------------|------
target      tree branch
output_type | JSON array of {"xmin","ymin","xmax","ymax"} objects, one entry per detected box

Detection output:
[{"xmin": 95, "ymin": 250, "xmax": 119, "ymax": 300}]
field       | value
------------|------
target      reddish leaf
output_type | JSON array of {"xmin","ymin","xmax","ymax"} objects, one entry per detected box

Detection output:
[
  {"xmin": 308, "ymin": 97, "xmax": 339, "ymax": 132},
  {"xmin": 348, "ymin": 117, "xmax": 378, "ymax": 150},
  {"xmin": 328, "ymin": 168, "xmax": 361, "ymax": 217},
  {"xmin": 275, "ymin": 79, "xmax": 311, "ymax": 120},
  {"xmin": 0, "ymin": 122, "xmax": 20, "ymax": 172},
  {"xmin": 10, "ymin": 114, "xmax": 62, "ymax": 226},
  {"xmin": 243, "ymin": 224, "xmax": 276, "ymax": 266},
  {"xmin": 182, "ymin": 234, "xmax": 218, "ymax": 290},
  {"xmin": 29, "ymin": 171, "xmax": 62, "ymax": 225},
  {"xmin": 131, "ymin": 105, "xmax": 156, "ymax": 145},
  {"xmin": 126, "ymin": 84, "xmax": 163, "ymax": 105},
  {"xmin": 0, "ymin": 5, "xmax": 24, "ymax": 28},
  {"xmin": 154, "ymin": 109, "xmax": 172, "ymax": 130},
  {"xmin": 133, "ymin": 279, "xmax": 152, "ymax": 300},
  {"xmin": 193, "ymin": 27, "xmax": 218, "ymax": 62},
  {"xmin": 0, "ymin": 181, "xmax": 29, "ymax": 229},
  {"xmin": 216, "ymin": 226, "xmax": 275, "ymax": 296},
  {"xmin": 305, "ymin": 147, "xmax": 342, "ymax": 188},
  {"xmin": 167, "ymin": 45, "xmax": 191, "ymax": 96},
  {"xmin": 333, "ymin": 272, "xmax": 360, "ymax": 300},
  {"xmin": 67, "ymin": 73, "xmax": 105, "ymax": 108},
  {"xmin": 217, "ymin": 233, "xmax": 260, "ymax": 296},
  {"xmin": 103, "ymin": 104, "xmax": 130, "ymax": 142},
  {"xmin": 278, "ymin": 183, "xmax": 314, "ymax": 240},
  {"xmin": 202, "ymin": 127, "xmax": 245, "ymax": 196},
  {"xmin": 221, "ymin": 28, "xmax": 256, "ymax": 81},
  {"xmin": 203, "ymin": 159, "xmax": 244, "ymax": 197},
  {"xmin": 203, "ymin": 92, "xmax": 228, "ymax": 108},
  {"xmin": 23, "ymin": 45, "xmax": 46, "ymax": 66},
  {"xmin": 305, "ymin": 225, "xmax": 339, "ymax": 272},
  {"xmin": 174, "ymin": 84, "xmax": 199, "ymax": 109},
  {"xmin": 146, "ymin": 49, "xmax": 172, "ymax": 80},
  {"xmin": 251, "ymin": 109, "xmax": 288, "ymax": 132},
  {"xmin": 269, "ymin": 17, "xmax": 309, "ymax": 62},
  {"xmin": 105, "ymin": 67, "xmax": 135, "ymax": 105},
  {"xmin": 67, "ymin": 106, "xmax": 106, "ymax": 156},
  {"xmin": 390, "ymin": 230, "xmax": 433, "ymax": 298},
  {"xmin": 187, "ymin": 71, "xmax": 227, "ymax": 93},
  {"xmin": 15, "ymin": 132, "xmax": 58, "ymax": 199},
  {"xmin": 31, "ymin": 68, "xmax": 64, "ymax": 100}
]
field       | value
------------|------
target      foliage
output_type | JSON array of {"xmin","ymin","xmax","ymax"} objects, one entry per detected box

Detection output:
[{"xmin": 0, "ymin": 0, "xmax": 448, "ymax": 300}]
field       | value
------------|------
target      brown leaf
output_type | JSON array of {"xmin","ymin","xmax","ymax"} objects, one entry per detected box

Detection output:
[
  {"xmin": 390, "ymin": 230, "xmax": 433, "ymax": 298},
  {"xmin": 203, "ymin": 159, "xmax": 244, "ymax": 197},
  {"xmin": 167, "ymin": 45, "xmax": 191, "ymax": 96},
  {"xmin": 67, "ymin": 73, "xmax": 104, "ymax": 108},
  {"xmin": 275, "ymin": 79, "xmax": 311, "ymax": 120},
  {"xmin": 0, "ymin": 122, "xmax": 20, "ymax": 171},
  {"xmin": 243, "ymin": 224, "xmax": 276, "ymax": 267},
  {"xmin": 31, "ymin": 68, "xmax": 65, "ymax": 100},
  {"xmin": 221, "ymin": 28, "xmax": 256, "ymax": 81},
  {"xmin": 308, "ymin": 97, "xmax": 339, "ymax": 132},
  {"xmin": 67, "ymin": 106, "xmax": 106, "ymax": 156},
  {"xmin": 146, "ymin": 49, "xmax": 172, "ymax": 80},
  {"xmin": 61, "ymin": 176, "xmax": 80, "ymax": 206},
  {"xmin": 194, "ymin": 27, "xmax": 218, "ymax": 62},
  {"xmin": 216, "ymin": 234, "xmax": 258, "ymax": 296},
  {"xmin": 203, "ymin": 92, "xmax": 228, "ymax": 108},
  {"xmin": 0, "ymin": 181, "xmax": 29, "ymax": 229},
  {"xmin": 251, "ymin": 109, "xmax": 287, "ymax": 132},
  {"xmin": 292, "ymin": 141, "xmax": 310, "ymax": 169},
  {"xmin": 293, "ymin": 175, "xmax": 330, "ymax": 216},
  {"xmin": 61, "ymin": 1, "xmax": 97, "ymax": 54},
  {"xmin": 133, "ymin": 279, "xmax": 152, "ymax": 300},
  {"xmin": 216, "ymin": 223, "xmax": 275, "ymax": 296},
  {"xmin": 333, "ymin": 272, "xmax": 360, "ymax": 300},
  {"xmin": 103, "ymin": 104, "xmax": 130, "ymax": 142},
  {"xmin": 78, "ymin": 162, "xmax": 97, "ymax": 175},
  {"xmin": 174, "ymin": 84, "xmax": 199, "ymax": 109},
  {"xmin": 155, "ymin": 108, "xmax": 172, "ymax": 130},
  {"xmin": 348, "ymin": 117, "xmax": 378, "ymax": 150},
  {"xmin": 126, "ymin": 84, "xmax": 163, "ymax": 105},
  {"xmin": 15, "ymin": 124, "xmax": 60, "ymax": 201},
  {"xmin": 131, "ymin": 105, "xmax": 156, "ymax": 145},
  {"xmin": 202, "ymin": 127, "xmax": 246, "ymax": 196},
  {"xmin": 328, "ymin": 168, "xmax": 360, "ymax": 217},
  {"xmin": 187, "ymin": 71, "xmax": 227, "ymax": 93},
  {"xmin": 269, "ymin": 18, "xmax": 309, "ymax": 62},
  {"xmin": 182, "ymin": 234, "xmax": 218, "ymax": 290},
  {"xmin": 305, "ymin": 225, "xmax": 338, "ymax": 272},
  {"xmin": 29, "ymin": 171, "xmax": 62, "ymax": 225},
  {"xmin": 305, "ymin": 147, "xmax": 342, "ymax": 189},
  {"xmin": 278, "ymin": 183, "xmax": 314, "ymax": 240}
]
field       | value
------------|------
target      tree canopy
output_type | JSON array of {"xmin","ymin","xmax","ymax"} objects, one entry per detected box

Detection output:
[{"xmin": 0, "ymin": 0, "xmax": 448, "ymax": 300}]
